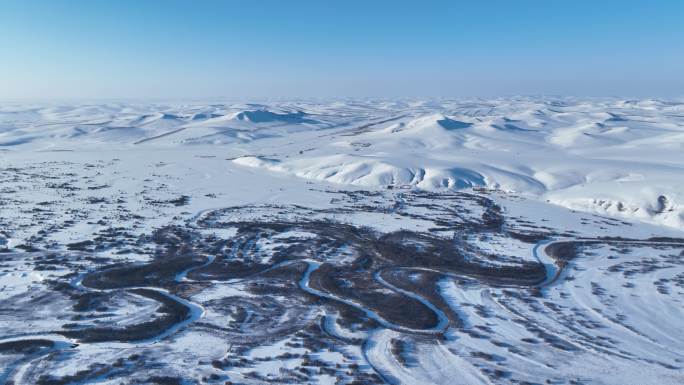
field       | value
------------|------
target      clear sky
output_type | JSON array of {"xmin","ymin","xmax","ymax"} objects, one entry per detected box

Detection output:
[{"xmin": 1, "ymin": 0, "xmax": 683, "ymax": 99}]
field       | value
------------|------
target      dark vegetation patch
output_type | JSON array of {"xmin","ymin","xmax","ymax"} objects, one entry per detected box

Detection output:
[
  {"xmin": 60, "ymin": 288, "xmax": 190, "ymax": 343},
  {"xmin": 0, "ymin": 339, "xmax": 54, "ymax": 354},
  {"xmin": 4, "ymin": 181, "xmax": 683, "ymax": 384}
]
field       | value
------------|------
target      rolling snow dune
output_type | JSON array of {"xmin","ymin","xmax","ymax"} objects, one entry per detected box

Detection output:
[{"xmin": 1, "ymin": 97, "xmax": 683, "ymax": 229}]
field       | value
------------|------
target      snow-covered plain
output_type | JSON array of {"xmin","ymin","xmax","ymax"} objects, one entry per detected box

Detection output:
[{"xmin": 0, "ymin": 98, "xmax": 683, "ymax": 385}]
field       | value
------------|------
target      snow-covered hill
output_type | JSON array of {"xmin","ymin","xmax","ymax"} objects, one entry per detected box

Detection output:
[
  {"xmin": 1, "ymin": 97, "xmax": 682, "ymax": 229},
  {"xmin": 2, "ymin": 98, "xmax": 684, "ymax": 385}
]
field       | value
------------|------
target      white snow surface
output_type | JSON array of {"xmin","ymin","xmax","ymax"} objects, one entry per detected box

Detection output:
[{"xmin": 1, "ymin": 97, "xmax": 682, "ymax": 230}]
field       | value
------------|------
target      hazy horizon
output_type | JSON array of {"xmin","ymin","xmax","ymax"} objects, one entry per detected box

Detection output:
[
  {"xmin": 2, "ymin": 0, "xmax": 683, "ymax": 99},
  {"xmin": 2, "ymin": 4, "xmax": 684, "ymax": 381}
]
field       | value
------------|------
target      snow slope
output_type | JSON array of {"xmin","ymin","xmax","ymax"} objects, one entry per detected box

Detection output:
[{"xmin": 1, "ymin": 97, "xmax": 682, "ymax": 229}]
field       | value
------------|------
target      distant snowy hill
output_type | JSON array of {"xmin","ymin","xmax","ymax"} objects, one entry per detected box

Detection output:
[{"xmin": 1, "ymin": 98, "xmax": 682, "ymax": 229}]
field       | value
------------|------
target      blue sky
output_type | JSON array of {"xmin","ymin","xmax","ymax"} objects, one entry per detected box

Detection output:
[{"xmin": 1, "ymin": 0, "xmax": 682, "ymax": 99}]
